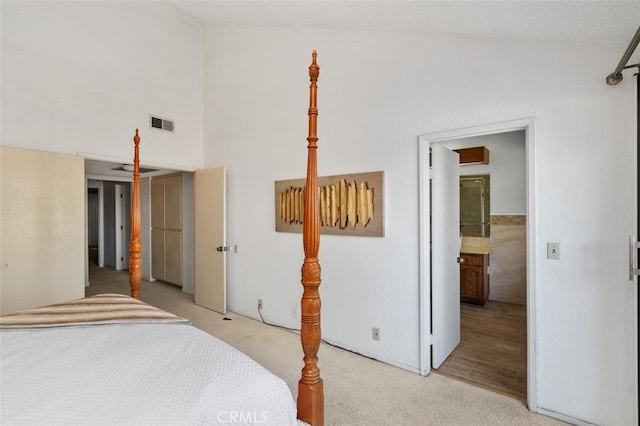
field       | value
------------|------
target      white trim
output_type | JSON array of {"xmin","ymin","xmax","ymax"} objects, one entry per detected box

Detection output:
[
  {"xmin": 321, "ymin": 338, "xmax": 422, "ymax": 375},
  {"xmin": 417, "ymin": 138, "xmax": 431, "ymax": 376},
  {"xmin": 77, "ymin": 152, "xmax": 197, "ymax": 173},
  {"xmin": 535, "ymin": 407, "xmax": 595, "ymax": 426},
  {"xmin": 85, "ymin": 174, "xmax": 133, "ymax": 183},
  {"xmin": 84, "ymin": 179, "xmax": 89, "ymax": 287},
  {"xmin": 85, "ymin": 180, "xmax": 105, "ymax": 285},
  {"xmin": 115, "ymin": 184, "xmax": 124, "ymax": 271},
  {"xmin": 417, "ymin": 117, "xmax": 537, "ymax": 412}
]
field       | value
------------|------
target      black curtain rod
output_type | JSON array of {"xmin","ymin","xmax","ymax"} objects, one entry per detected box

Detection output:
[{"xmin": 606, "ymin": 25, "xmax": 640, "ymax": 85}]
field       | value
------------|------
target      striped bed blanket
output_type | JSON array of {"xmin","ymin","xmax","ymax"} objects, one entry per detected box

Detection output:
[{"xmin": 0, "ymin": 293, "xmax": 191, "ymax": 328}]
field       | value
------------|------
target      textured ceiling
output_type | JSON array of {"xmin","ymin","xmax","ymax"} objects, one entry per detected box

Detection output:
[
  {"xmin": 88, "ymin": 1, "xmax": 640, "ymax": 177},
  {"xmin": 168, "ymin": 1, "xmax": 640, "ymax": 44}
]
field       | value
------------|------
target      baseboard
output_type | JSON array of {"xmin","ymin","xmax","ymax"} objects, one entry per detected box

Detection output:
[
  {"xmin": 535, "ymin": 407, "xmax": 596, "ymax": 426},
  {"xmin": 319, "ymin": 337, "xmax": 422, "ymax": 375}
]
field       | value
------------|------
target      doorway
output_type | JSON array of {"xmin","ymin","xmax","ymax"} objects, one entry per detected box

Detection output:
[
  {"xmin": 87, "ymin": 187, "xmax": 100, "ymax": 269},
  {"xmin": 85, "ymin": 180, "xmax": 130, "ymax": 278},
  {"xmin": 418, "ymin": 118, "xmax": 537, "ymax": 409},
  {"xmin": 440, "ymin": 137, "xmax": 527, "ymax": 396}
]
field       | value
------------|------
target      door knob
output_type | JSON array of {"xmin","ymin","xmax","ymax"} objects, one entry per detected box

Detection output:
[{"xmin": 216, "ymin": 246, "xmax": 230, "ymax": 252}]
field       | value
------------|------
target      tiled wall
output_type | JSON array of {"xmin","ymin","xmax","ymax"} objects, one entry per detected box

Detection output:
[{"xmin": 489, "ymin": 215, "xmax": 526, "ymax": 305}]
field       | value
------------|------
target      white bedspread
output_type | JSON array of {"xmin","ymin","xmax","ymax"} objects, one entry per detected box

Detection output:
[{"xmin": 0, "ymin": 323, "xmax": 299, "ymax": 425}]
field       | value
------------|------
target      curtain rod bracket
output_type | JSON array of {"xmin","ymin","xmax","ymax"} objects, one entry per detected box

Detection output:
[{"xmin": 606, "ymin": 26, "xmax": 640, "ymax": 85}]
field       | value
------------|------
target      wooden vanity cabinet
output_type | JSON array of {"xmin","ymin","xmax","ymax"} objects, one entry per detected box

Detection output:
[{"xmin": 460, "ymin": 252, "xmax": 489, "ymax": 305}]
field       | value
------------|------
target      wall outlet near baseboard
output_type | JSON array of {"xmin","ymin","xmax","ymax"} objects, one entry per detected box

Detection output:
[{"xmin": 372, "ymin": 327, "xmax": 380, "ymax": 341}]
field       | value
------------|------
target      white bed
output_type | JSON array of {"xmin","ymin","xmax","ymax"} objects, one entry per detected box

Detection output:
[{"xmin": 0, "ymin": 294, "xmax": 299, "ymax": 425}]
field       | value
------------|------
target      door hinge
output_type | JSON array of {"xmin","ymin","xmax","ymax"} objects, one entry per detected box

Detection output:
[{"xmin": 630, "ymin": 236, "xmax": 640, "ymax": 281}]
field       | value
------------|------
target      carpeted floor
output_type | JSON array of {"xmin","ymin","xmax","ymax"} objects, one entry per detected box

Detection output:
[{"xmin": 86, "ymin": 263, "xmax": 564, "ymax": 426}]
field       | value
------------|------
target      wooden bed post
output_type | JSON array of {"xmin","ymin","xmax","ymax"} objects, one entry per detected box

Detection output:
[
  {"xmin": 129, "ymin": 129, "xmax": 142, "ymax": 299},
  {"xmin": 298, "ymin": 50, "xmax": 324, "ymax": 425}
]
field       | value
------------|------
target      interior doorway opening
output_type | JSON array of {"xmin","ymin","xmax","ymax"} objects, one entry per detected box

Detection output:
[
  {"xmin": 418, "ymin": 118, "xmax": 537, "ymax": 409},
  {"xmin": 85, "ymin": 179, "xmax": 131, "ymax": 285},
  {"xmin": 438, "ymin": 131, "xmax": 527, "ymax": 398}
]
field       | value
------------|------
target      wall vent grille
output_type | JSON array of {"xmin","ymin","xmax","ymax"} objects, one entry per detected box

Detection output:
[{"xmin": 150, "ymin": 115, "xmax": 175, "ymax": 133}]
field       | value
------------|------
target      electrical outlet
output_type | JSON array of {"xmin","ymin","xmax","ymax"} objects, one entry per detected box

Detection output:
[
  {"xmin": 372, "ymin": 327, "xmax": 380, "ymax": 341},
  {"xmin": 292, "ymin": 307, "xmax": 298, "ymax": 319},
  {"xmin": 258, "ymin": 299, "xmax": 263, "ymax": 310}
]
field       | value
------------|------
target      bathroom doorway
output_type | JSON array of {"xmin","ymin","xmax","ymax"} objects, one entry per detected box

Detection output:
[
  {"xmin": 418, "ymin": 118, "xmax": 536, "ymax": 406},
  {"xmin": 441, "ymin": 130, "xmax": 527, "ymax": 399}
]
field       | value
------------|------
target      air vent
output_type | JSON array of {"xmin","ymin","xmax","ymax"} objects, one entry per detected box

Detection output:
[{"xmin": 150, "ymin": 115, "xmax": 175, "ymax": 133}]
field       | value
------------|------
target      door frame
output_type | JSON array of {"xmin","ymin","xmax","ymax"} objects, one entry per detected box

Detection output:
[
  {"xmin": 85, "ymin": 180, "xmax": 105, "ymax": 286},
  {"xmin": 115, "ymin": 184, "xmax": 124, "ymax": 271},
  {"xmin": 418, "ymin": 117, "xmax": 537, "ymax": 410}
]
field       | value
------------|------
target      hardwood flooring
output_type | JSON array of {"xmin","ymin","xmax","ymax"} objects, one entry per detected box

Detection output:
[{"xmin": 436, "ymin": 300, "xmax": 527, "ymax": 400}]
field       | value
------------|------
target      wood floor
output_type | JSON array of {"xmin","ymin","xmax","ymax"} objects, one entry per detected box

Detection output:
[{"xmin": 437, "ymin": 301, "xmax": 527, "ymax": 400}]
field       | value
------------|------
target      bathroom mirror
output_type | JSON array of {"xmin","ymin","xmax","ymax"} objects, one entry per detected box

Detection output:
[{"xmin": 460, "ymin": 175, "xmax": 490, "ymax": 237}]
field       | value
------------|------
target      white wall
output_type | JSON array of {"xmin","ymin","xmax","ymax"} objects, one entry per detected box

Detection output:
[
  {"xmin": 1, "ymin": 0, "xmax": 204, "ymax": 308},
  {"xmin": 1, "ymin": 1, "xmax": 204, "ymax": 170},
  {"xmin": 204, "ymin": 25, "xmax": 637, "ymax": 425}
]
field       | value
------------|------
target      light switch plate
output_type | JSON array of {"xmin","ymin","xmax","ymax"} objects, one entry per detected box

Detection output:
[{"xmin": 547, "ymin": 242, "xmax": 560, "ymax": 260}]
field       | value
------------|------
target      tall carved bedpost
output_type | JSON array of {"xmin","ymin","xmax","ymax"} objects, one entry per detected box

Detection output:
[
  {"xmin": 129, "ymin": 129, "xmax": 142, "ymax": 299},
  {"xmin": 298, "ymin": 50, "xmax": 324, "ymax": 425}
]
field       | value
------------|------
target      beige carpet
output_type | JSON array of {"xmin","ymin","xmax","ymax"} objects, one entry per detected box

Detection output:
[{"xmin": 86, "ymin": 265, "xmax": 564, "ymax": 426}]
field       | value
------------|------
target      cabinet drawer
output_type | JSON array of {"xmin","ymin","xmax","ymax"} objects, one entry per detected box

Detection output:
[{"xmin": 461, "ymin": 253, "xmax": 484, "ymax": 266}]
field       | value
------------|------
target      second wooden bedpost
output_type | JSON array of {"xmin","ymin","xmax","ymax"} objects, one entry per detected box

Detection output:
[
  {"xmin": 129, "ymin": 129, "xmax": 142, "ymax": 299},
  {"xmin": 298, "ymin": 50, "xmax": 324, "ymax": 425}
]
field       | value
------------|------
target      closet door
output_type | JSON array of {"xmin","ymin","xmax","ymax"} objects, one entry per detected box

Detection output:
[
  {"xmin": 164, "ymin": 230, "xmax": 182, "ymax": 285},
  {"xmin": 150, "ymin": 174, "xmax": 182, "ymax": 286},
  {"xmin": 151, "ymin": 229, "xmax": 165, "ymax": 281},
  {"xmin": 151, "ymin": 178, "xmax": 166, "ymax": 281},
  {"xmin": 164, "ymin": 175, "xmax": 181, "ymax": 229}
]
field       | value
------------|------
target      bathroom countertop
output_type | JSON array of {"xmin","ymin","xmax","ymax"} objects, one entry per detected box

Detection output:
[{"xmin": 460, "ymin": 246, "xmax": 491, "ymax": 255}]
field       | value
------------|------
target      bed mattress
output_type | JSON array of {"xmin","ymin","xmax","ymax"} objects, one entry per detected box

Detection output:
[{"xmin": 0, "ymin": 295, "xmax": 299, "ymax": 425}]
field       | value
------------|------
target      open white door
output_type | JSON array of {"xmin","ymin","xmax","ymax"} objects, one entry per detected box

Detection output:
[
  {"xmin": 431, "ymin": 143, "xmax": 461, "ymax": 368},
  {"xmin": 194, "ymin": 168, "xmax": 227, "ymax": 314}
]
